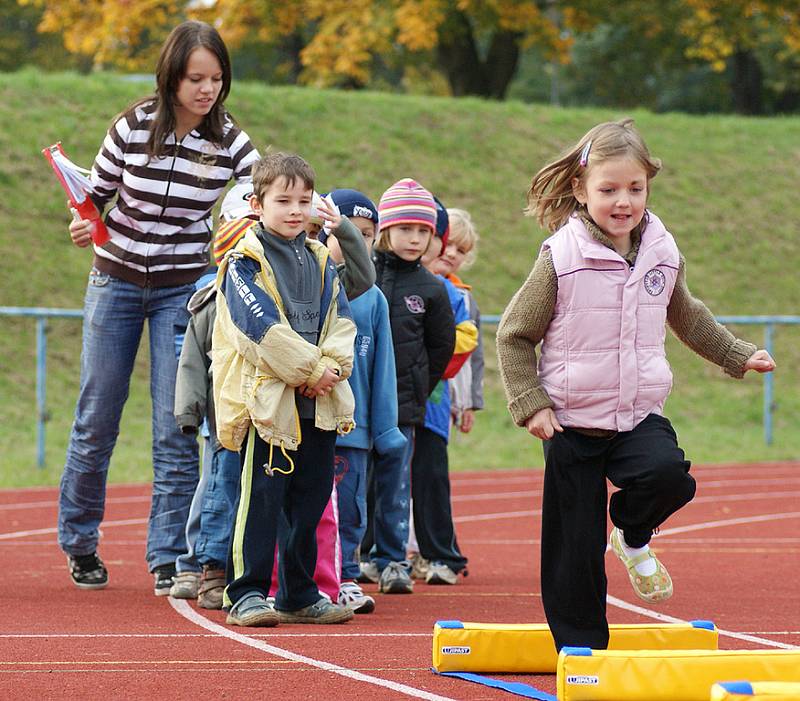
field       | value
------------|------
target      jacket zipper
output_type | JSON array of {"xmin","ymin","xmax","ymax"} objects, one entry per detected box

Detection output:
[
  {"xmin": 149, "ymin": 136, "xmax": 183, "ymax": 286},
  {"xmin": 292, "ymin": 241, "xmax": 305, "ymax": 298}
]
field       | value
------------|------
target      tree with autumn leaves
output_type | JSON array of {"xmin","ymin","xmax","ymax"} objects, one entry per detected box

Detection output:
[{"xmin": 13, "ymin": 0, "xmax": 800, "ymax": 113}]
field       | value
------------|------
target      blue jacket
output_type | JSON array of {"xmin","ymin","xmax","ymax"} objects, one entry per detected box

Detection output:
[
  {"xmin": 424, "ymin": 276, "xmax": 474, "ymax": 441},
  {"xmin": 337, "ymin": 285, "xmax": 406, "ymax": 455}
]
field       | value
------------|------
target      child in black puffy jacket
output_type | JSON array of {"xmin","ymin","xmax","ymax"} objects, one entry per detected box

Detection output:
[{"xmin": 360, "ymin": 178, "xmax": 455, "ymax": 595}]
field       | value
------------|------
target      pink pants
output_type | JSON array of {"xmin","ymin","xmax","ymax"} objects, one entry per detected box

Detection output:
[{"xmin": 269, "ymin": 481, "xmax": 341, "ymax": 602}]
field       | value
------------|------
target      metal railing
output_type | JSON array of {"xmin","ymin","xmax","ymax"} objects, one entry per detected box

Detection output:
[
  {"xmin": 1, "ymin": 307, "xmax": 83, "ymax": 468},
  {"xmin": 2, "ymin": 306, "xmax": 799, "ymax": 467}
]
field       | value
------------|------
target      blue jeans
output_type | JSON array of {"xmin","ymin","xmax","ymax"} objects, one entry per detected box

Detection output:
[
  {"xmin": 176, "ymin": 439, "xmax": 241, "ymax": 572},
  {"xmin": 334, "ymin": 446, "xmax": 369, "ymax": 581},
  {"xmin": 58, "ymin": 268, "xmax": 199, "ymax": 570},
  {"xmin": 369, "ymin": 425, "xmax": 414, "ymax": 571}
]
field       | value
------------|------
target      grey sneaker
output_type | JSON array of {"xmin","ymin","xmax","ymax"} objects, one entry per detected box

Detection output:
[
  {"xmin": 426, "ymin": 561, "xmax": 458, "ymax": 585},
  {"xmin": 169, "ymin": 571, "xmax": 201, "ymax": 599},
  {"xmin": 357, "ymin": 561, "xmax": 380, "ymax": 584},
  {"xmin": 226, "ymin": 593, "xmax": 280, "ymax": 627},
  {"xmin": 379, "ymin": 561, "xmax": 413, "ymax": 594},
  {"xmin": 338, "ymin": 581, "xmax": 375, "ymax": 613},
  {"xmin": 277, "ymin": 597, "xmax": 354, "ymax": 624}
]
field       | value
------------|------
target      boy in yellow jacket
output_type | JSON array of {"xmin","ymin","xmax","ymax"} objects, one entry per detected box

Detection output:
[{"xmin": 212, "ymin": 153, "xmax": 357, "ymax": 626}]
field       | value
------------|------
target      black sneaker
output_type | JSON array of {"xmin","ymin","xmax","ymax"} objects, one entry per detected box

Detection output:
[
  {"xmin": 153, "ymin": 564, "xmax": 176, "ymax": 596},
  {"xmin": 67, "ymin": 552, "xmax": 108, "ymax": 590}
]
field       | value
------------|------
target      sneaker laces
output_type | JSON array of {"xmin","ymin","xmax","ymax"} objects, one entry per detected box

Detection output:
[
  {"xmin": 339, "ymin": 582, "xmax": 366, "ymax": 601},
  {"xmin": 173, "ymin": 571, "xmax": 199, "ymax": 583},
  {"xmin": 382, "ymin": 560, "xmax": 412, "ymax": 580}
]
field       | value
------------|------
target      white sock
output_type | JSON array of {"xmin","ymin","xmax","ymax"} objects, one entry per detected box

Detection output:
[{"xmin": 620, "ymin": 533, "xmax": 657, "ymax": 576}]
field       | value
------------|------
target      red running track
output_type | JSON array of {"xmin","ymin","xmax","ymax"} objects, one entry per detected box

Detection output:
[{"xmin": 2, "ymin": 462, "xmax": 799, "ymax": 700}]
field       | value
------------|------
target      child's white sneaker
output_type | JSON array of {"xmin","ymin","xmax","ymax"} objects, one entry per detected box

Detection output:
[
  {"xmin": 426, "ymin": 561, "xmax": 458, "ymax": 585},
  {"xmin": 338, "ymin": 581, "xmax": 375, "ymax": 613},
  {"xmin": 357, "ymin": 561, "xmax": 380, "ymax": 584}
]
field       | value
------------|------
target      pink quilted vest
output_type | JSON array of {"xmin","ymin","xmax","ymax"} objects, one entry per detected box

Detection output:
[{"xmin": 538, "ymin": 212, "xmax": 680, "ymax": 432}]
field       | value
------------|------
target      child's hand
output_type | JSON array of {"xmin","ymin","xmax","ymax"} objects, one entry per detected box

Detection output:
[
  {"xmin": 458, "ymin": 408, "xmax": 475, "ymax": 434},
  {"xmin": 525, "ymin": 407, "xmax": 563, "ymax": 440},
  {"xmin": 69, "ymin": 205, "xmax": 94, "ymax": 248},
  {"xmin": 300, "ymin": 367, "xmax": 339, "ymax": 398},
  {"xmin": 744, "ymin": 349, "xmax": 776, "ymax": 374},
  {"xmin": 315, "ymin": 199, "xmax": 343, "ymax": 231}
]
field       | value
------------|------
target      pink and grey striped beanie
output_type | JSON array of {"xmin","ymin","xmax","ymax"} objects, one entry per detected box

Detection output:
[{"xmin": 378, "ymin": 178, "xmax": 436, "ymax": 233}]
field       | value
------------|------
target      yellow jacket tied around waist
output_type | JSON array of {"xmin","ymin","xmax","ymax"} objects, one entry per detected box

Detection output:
[{"xmin": 212, "ymin": 227, "xmax": 356, "ymax": 454}]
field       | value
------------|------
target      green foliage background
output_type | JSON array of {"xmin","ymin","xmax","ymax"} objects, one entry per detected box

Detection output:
[{"xmin": 1, "ymin": 69, "xmax": 798, "ymax": 487}]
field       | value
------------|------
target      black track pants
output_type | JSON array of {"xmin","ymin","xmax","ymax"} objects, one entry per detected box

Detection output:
[
  {"xmin": 226, "ymin": 421, "xmax": 336, "ymax": 611},
  {"xmin": 541, "ymin": 414, "xmax": 695, "ymax": 651},
  {"xmin": 411, "ymin": 427, "xmax": 467, "ymax": 572}
]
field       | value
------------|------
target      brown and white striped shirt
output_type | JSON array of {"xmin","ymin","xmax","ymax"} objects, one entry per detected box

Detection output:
[{"xmin": 89, "ymin": 100, "xmax": 260, "ymax": 287}]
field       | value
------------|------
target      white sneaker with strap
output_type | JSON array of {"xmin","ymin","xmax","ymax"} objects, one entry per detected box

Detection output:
[{"xmin": 338, "ymin": 581, "xmax": 376, "ymax": 613}]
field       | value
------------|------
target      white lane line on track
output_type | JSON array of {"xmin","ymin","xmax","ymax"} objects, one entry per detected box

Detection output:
[
  {"xmin": 687, "ymin": 463, "xmax": 800, "ymax": 472},
  {"xmin": 607, "ymin": 510, "xmax": 800, "ymax": 650},
  {"xmin": 656, "ymin": 511, "xmax": 800, "ymax": 538},
  {"xmin": 452, "ymin": 490, "xmax": 541, "ymax": 502},
  {"xmin": 0, "ymin": 518, "xmax": 147, "ymax": 540},
  {"xmin": 0, "ymin": 632, "xmax": 430, "ymax": 639},
  {"xmin": 8, "ymin": 485, "xmax": 791, "ymax": 512},
  {"xmin": 4, "ymin": 505, "xmax": 794, "ymax": 542},
  {"xmin": 451, "ymin": 487, "xmax": 800, "ymax": 506},
  {"xmin": 450, "ymin": 462, "xmax": 800, "ymax": 479},
  {"xmin": 169, "ymin": 599, "xmax": 456, "ymax": 701},
  {"xmin": 454, "ymin": 509, "xmax": 540, "ymax": 523},
  {"xmin": 3, "ymin": 502, "xmax": 797, "ymax": 543},
  {"xmin": 691, "ymin": 490, "xmax": 800, "ymax": 504},
  {"xmin": 661, "ymin": 537, "xmax": 800, "ymax": 543},
  {"xmin": 0, "ymin": 496, "xmax": 150, "ymax": 512},
  {"xmin": 606, "ymin": 595, "xmax": 800, "ymax": 650},
  {"xmin": 450, "ymin": 474, "xmax": 542, "ymax": 487},
  {"xmin": 698, "ymin": 477, "xmax": 800, "ymax": 488}
]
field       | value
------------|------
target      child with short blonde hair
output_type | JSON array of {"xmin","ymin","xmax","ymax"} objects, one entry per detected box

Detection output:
[
  {"xmin": 437, "ymin": 208, "xmax": 483, "ymax": 433},
  {"xmin": 320, "ymin": 188, "xmax": 405, "ymax": 612}
]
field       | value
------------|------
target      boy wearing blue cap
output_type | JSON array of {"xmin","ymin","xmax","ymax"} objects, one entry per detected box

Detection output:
[{"xmin": 320, "ymin": 189, "xmax": 406, "ymax": 612}]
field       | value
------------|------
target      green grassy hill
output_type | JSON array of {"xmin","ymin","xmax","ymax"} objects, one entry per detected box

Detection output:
[{"xmin": 1, "ymin": 69, "xmax": 798, "ymax": 487}]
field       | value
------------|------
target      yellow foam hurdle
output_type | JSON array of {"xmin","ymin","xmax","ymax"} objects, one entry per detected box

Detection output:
[
  {"xmin": 710, "ymin": 681, "xmax": 800, "ymax": 700},
  {"xmin": 432, "ymin": 619, "xmax": 718, "ymax": 673},
  {"xmin": 557, "ymin": 648, "xmax": 800, "ymax": 701}
]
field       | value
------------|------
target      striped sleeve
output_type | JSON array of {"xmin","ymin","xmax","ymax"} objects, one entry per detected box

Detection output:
[
  {"xmin": 89, "ymin": 112, "xmax": 134, "ymax": 210},
  {"xmin": 226, "ymin": 123, "xmax": 259, "ymax": 182}
]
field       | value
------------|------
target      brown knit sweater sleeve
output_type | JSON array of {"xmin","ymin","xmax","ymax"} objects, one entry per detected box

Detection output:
[
  {"xmin": 667, "ymin": 255, "xmax": 756, "ymax": 378},
  {"xmin": 496, "ymin": 248, "xmax": 558, "ymax": 426}
]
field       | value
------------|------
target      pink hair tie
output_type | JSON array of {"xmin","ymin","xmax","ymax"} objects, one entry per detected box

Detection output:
[{"xmin": 579, "ymin": 140, "xmax": 592, "ymax": 167}]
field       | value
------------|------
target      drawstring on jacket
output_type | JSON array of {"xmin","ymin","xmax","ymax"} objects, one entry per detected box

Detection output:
[{"xmin": 264, "ymin": 440, "xmax": 295, "ymax": 476}]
